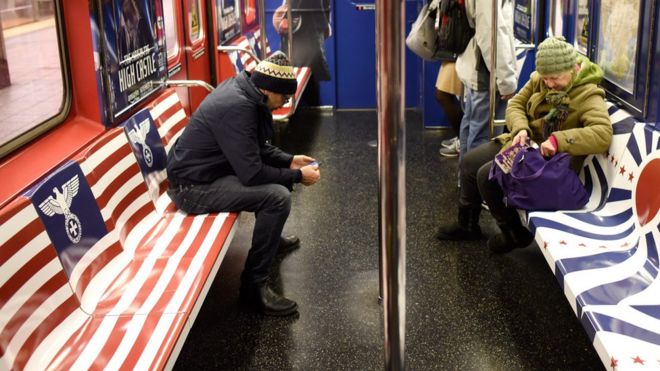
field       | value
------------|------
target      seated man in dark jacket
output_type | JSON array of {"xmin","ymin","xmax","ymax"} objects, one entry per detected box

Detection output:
[{"xmin": 166, "ymin": 52, "xmax": 320, "ymax": 316}]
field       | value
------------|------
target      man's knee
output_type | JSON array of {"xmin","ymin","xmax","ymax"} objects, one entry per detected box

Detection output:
[{"xmin": 264, "ymin": 184, "xmax": 291, "ymax": 212}]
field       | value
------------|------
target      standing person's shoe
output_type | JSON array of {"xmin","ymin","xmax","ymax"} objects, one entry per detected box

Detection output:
[
  {"xmin": 240, "ymin": 282, "xmax": 298, "ymax": 316},
  {"xmin": 488, "ymin": 222, "xmax": 535, "ymax": 253},
  {"xmin": 441, "ymin": 136, "xmax": 458, "ymax": 148},
  {"xmin": 436, "ymin": 207, "xmax": 483, "ymax": 241},
  {"xmin": 439, "ymin": 138, "xmax": 460, "ymax": 158},
  {"xmin": 278, "ymin": 235, "xmax": 300, "ymax": 256}
]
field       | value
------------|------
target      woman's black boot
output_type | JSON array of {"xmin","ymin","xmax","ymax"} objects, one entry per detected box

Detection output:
[
  {"xmin": 436, "ymin": 207, "xmax": 483, "ymax": 241},
  {"xmin": 488, "ymin": 220, "xmax": 534, "ymax": 253}
]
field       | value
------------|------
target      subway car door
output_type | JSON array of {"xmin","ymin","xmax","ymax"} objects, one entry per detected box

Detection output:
[
  {"xmin": 334, "ymin": 0, "xmax": 418, "ymax": 109},
  {"xmin": 334, "ymin": 0, "xmax": 376, "ymax": 108},
  {"xmin": 181, "ymin": 0, "xmax": 212, "ymax": 111}
]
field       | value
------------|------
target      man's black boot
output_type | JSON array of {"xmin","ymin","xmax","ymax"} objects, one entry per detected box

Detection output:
[
  {"xmin": 240, "ymin": 282, "xmax": 298, "ymax": 316},
  {"xmin": 436, "ymin": 207, "xmax": 483, "ymax": 241},
  {"xmin": 488, "ymin": 222, "xmax": 534, "ymax": 254},
  {"xmin": 277, "ymin": 235, "xmax": 300, "ymax": 256}
]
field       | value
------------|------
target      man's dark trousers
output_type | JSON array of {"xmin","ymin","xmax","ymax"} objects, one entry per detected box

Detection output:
[{"xmin": 168, "ymin": 175, "xmax": 291, "ymax": 285}]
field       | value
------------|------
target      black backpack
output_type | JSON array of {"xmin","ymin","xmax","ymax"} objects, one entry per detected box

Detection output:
[{"xmin": 435, "ymin": 0, "xmax": 474, "ymax": 55}]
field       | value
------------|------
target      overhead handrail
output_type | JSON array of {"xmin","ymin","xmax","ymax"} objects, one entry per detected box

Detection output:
[
  {"xmin": 164, "ymin": 79, "xmax": 214, "ymax": 92},
  {"xmin": 516, "ymin": 43, "xmax": 535, "ymax": 50}
]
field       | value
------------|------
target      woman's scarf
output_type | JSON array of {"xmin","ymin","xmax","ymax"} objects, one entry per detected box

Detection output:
[{"xmin": 542, "ymin": 72, "xmax": 576, "ymax": 139}]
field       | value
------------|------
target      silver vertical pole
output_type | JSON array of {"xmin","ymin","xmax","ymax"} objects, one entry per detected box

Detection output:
[
  {"xmin": 376, "ymin": 0, "xmax": 406, "ymax": 368},
  {"xmin": 258, "ymin": 0, "xmax": 267, "ymax": 59},
  {"xmin": 488, "ymin": 0, "xmax": 499, "ymax": 138}
]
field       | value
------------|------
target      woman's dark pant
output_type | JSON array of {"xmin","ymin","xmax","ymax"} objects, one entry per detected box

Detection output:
[
  {"xmin": 460, "ymin": 141, "xmax": 521, "ymax": 225},
  {"xmin": 168, "ymin": 176, "xmax": 291, "ymax": 285}
]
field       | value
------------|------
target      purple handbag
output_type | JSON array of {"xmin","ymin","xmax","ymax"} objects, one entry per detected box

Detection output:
[{"xmin": 489, "ymin": 146, "xmax": 588, "ymax": 211}]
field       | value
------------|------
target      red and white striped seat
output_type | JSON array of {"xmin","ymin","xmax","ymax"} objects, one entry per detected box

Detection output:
[
  {"xmin": 0, "ymin": 196, "xmax": 82, "ymax": 371},
  {"xmin": 0, "ymin": 90, "xmax": 239, "ymax": 370}
]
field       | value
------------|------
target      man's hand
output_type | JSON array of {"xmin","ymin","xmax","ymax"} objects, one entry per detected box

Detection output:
[
  {"xmin": 511, "ymin": 130, "xmax": 529, "ymax": 146},
  {"xmin": 290, "ymin": 155, "xmax": 315, "ymax": 169},
  {"xmin": 540, "ymin": 139, "xmax": 557, "ymax": 157},
  {"xmin": 300, "ymin": 163, "xmax": 320, "ymax": 186}
]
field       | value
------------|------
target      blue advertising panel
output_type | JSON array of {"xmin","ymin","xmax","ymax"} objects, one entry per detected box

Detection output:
[
  {"xmin": 513, "ymin": 0, "xmax": 534, "ymax": 43},
  {"xmin": 218, "ymin": 0, "xmax": 242, "ymax": 44},
  {"xmin": 27, "ymin": 162, "xmax": 107, "ymax": 278},
  {"xmin": 98, "ymin": 0, "xmax": 167, "ymax": 121}
]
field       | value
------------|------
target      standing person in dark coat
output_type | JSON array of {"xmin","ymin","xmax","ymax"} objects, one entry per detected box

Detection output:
[
  {"xmin": 166, "ymin": 52, "xmax": 321, "ymax": 316},
  {"xmin": 273, "ymin": 0, "xmax": 331, "ymax": 105}
]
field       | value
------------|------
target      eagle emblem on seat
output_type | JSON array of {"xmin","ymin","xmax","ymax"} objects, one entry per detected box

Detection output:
[
  {"xmin": 38, "ymin": 174, "xmax": 82, "ymax": 244},
  {"xmin": 127, "ymin": 118, "xmax": 154, "ymax": 167}
]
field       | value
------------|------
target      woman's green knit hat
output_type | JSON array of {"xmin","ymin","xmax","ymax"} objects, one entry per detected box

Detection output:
[{"xmin": 536, "ymin": 36, "xmax": 578, "ymax": 75}]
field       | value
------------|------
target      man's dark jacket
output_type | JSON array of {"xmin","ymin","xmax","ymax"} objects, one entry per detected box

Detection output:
[{"xmin": 166, "ymin": 72, "xmax": 302, "ymax": 189}]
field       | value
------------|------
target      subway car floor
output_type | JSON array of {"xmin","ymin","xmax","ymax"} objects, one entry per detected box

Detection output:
[{"xmin": 173, "ymin": 109, "xmax": 603, "ymax": 370}]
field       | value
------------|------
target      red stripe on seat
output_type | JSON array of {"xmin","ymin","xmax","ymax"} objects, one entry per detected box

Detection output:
[
  {"xmin": 0, "ymin": 246, "xmax": 59, "ymax": 308},
  {"xmin": 144, "ymin": 212, "xmax": 239, "ymax": 368},
  {"xmin": 0, "ymin": 197, "xmax": 30, "ymax": 225},
  {"xmin": 0, "ymin": 218, "xmax": 43, "ymax": 266},
  {"xmin": 114, "ymin": 216, "xmax": 229, "ymax": 369},
  {"xmin": 147, "ymin": 89, "xmax": 177, "ymax": 114},
  {"xmin": 118, "ymin": 201, "xmax": 158, "ymax": 244},
  {"xmin": 0, "ymin": 272, "xmax": 70, "ymax": 357},
  {"xmin": 74, "ymin": 240, "xmax": 124, "ymax": 299},
  {"xmin": 81, "ymin": 128, "xmax": 125, "ymax": 157},
  {"xmin": 11, "ymin": 295, "xmax": 80, "ymax": 371},
  {"xmin": 92, "ymin": 216, "xmax": 198, "ymax": 313},
  {"xmin": 94, "ymin": 162, "xmax": 142, "ymax": 211}
]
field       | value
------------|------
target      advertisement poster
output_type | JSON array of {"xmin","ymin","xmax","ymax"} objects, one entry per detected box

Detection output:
[
  {"xmin": 596, "ymin": 0, "xmax": 639, "ymax": 93},
  {"xmin": 217, "ymin": 0, "xmax": 242, "ymax": 44},
  {"xmin": 513, "ymin": 0, "xmax": 533, "ymax": 43},
  {"xmin": 99, "ymin": 0, "xmax": 167, "ymax": 121}
]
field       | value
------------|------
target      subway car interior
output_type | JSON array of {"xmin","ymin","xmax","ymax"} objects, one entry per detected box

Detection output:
[{"xmin": 0, "ymin": 0, "xmax": 659, "ymax": 369}]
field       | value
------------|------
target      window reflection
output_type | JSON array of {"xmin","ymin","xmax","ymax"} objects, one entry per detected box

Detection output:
[
  {"xmin": 162, "ymin": 0, "xmax": 178, "ymax": 59},
  {"xmin": 188, "ymin": 0, "xmax": 202, "ymax": 43},
  {"xmin": 596, "ymin": 0, "xmax": 639, "ymax": 93},
  {"xmin": 575, "ymin": 0, "xmax": 589, "ymax": 54},
  {"xmin": 0, "ymin": 1, "xmax": 64, "ymax": 150}
]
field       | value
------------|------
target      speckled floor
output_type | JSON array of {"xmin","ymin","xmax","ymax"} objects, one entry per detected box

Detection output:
[{"xmin": 173, "ymin": 109, "xmax": 603, "ymax": 370}]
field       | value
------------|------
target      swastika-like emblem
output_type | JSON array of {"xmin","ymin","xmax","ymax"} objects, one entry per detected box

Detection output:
[
  {"xmin": 38, "ymin": 174, "xmax": 82, "ymax": 244},
  {"xmin": 127, "ymin": 118, "xmax": 154, "ymax": 167}
]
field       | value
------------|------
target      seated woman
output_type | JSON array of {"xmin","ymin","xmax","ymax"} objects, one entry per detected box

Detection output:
[{"xmin": 436, "ymin": 36, "xmax": 613, "ymax": 253}]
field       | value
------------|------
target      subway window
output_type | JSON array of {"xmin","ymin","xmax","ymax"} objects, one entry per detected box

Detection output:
[
  {"xmin": 162, "ymin": 0, "xmax": 179, "ymax": 60},
  {"xmin": 188, "ymin": 0, "xmax": 203, "ymax": 43},
  {"xmin": 0, "ymin": 0, "xmax": 65, "ymax": 156},
  {"xmin": 575, "ymin": 0, "xmax": 590, "ymax": 54}
]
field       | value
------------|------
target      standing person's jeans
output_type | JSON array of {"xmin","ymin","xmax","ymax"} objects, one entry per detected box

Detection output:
[
  {"xmin": 459, "ymin": 88, "xmax": 506, "ymax": 159},
  {"xmin": 167, "ymin": 175, "xmax": 291, "ymax": 285},
  {"xmin": 459, "ymin": 140, "xmax": 523, "ymax": 225}
]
